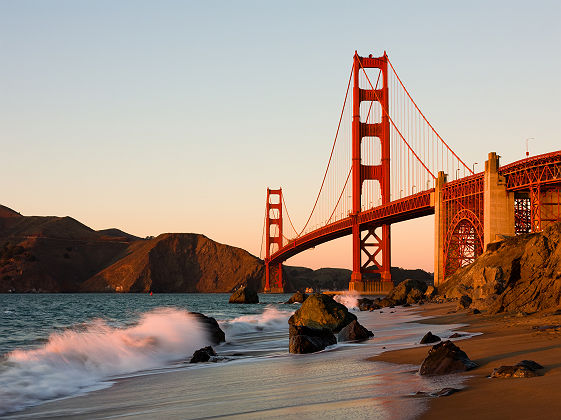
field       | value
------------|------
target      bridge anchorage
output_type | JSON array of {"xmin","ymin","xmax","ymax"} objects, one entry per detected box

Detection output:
[{"xmin": 262, "ymin": 50, "xmax": 561, "ymax": 294}]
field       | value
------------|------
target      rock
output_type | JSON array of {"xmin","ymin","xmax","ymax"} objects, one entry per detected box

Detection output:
[
  {"xmin": 432, "ymin": 387, "xmax": 461, "ymax": 397},
  {"xmin": 286, "ymin": 291, "xmax": 308, "ymax": 304},
  {"xmin": 419, "ymin": 340, "xmax": 478, "ymax": 375},
  {"xmin": 358, "ymin": 298, "xmax": 380, "ymax": 311},
  {"xmin": 379, "ymin": 298, "xmax": 395, "ymax": 307},
  {"xmin": 438, "ymin": 222, "xmax": 561, "ymax": 314},
  {"xmin": 387, "ymin": 279, "xmax": 428, "ymax": 305},
  {"xmin": 407, "ymin": 288, "xmax": 424, "ymax": 304},
  {"xmin": 424, "ymin": 285, "xmax": 437, "ymax": 298},
  {"xmin": 337, "ymin": 320, "xmax": 374, "ymax": 342},
  {"xmin": 402, "ymin": 303, "xmax": 411, "ymax": 308},
  {"xmin": 289, "ymin": 325, "xmax": 336, "ymax": 354},
  {"xmin": 229, "ymin": 286, "xmax": 259, "ymax": 304},
  {"xmin": 449, "ymin": 333, "xmax": 465, "ymax": 339},
  {"xmin": 490, "ymin": 365, "xmax": 538, "ymax": 378},
  {"xmin": 518, "ymin": 360, "xmax": 544, "ymax": 370},
  {"xmin": 190, "ymin": 312, "xmax": 226, "ymax": 345},
  {"xmin": 420, "ymin": 331, "xmax": 441, "ymax": 344},
  {"xmin": 190, "ymin": 346, "xmax": 216, "ymax": 363},
  {"xmin": 288, "ymin": 293, "xmax": 356, "ymax": 333},
  {"xmin": 457, "ymin": 295, "xmax": 472, "ymax": 309},
  {"xmin": 472, "ymin": 308, "xmax": 481, "ymax": 314}
]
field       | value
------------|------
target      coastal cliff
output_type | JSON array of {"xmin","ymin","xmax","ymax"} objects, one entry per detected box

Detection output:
[{"xmin": 438, "ymin": 221, "xmax": 561, "ymax": 313}]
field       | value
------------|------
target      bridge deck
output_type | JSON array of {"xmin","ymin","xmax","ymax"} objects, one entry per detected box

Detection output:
[{"xmin": 270, "ymin": 190, "xmax": 434, "ymax": 264}]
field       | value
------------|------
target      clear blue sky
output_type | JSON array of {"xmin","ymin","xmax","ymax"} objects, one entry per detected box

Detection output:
[{"xmin": 1, "ymin": 0, "xmax": 559, "ymax": 271}]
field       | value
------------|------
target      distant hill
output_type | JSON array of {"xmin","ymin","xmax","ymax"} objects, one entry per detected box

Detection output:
[
  {"xmin": 0, "ymin": 204, "xmax": 433, "ymax": 293},
  {"xmin": 82, "ymin": 233, "xmax": 264, "ymax": 293}
]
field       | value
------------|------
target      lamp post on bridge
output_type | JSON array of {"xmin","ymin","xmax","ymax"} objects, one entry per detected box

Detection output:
[
  {"xmin": 526, "ymin": 138, "xmax": 534, "ymax": 158},
  {"xmin": 456, "ymin": 168, "xmax": 460, "ymax": 180},
  {"xmin": 473, "ymin": 162, "xmax": 478, "ymax": 173}
]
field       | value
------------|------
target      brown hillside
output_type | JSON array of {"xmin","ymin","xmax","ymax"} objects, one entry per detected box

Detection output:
[{"xmin": 81, "ymin": 233, "xmax": 265, "ymax": 293}]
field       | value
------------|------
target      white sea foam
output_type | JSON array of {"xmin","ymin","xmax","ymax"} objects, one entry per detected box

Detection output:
[
  {"xmin": 0, "ymin": 308, "xmax": 210, "ymax": 415},
  {"xmin": 333, "ymin": 291, "xmax": 361, "ymax": 310},
  {"xmin": 220, "ymin": 307, "xmax": 292, "ymax": 337}
]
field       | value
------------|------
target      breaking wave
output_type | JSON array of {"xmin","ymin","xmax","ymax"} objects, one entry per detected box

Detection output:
[
  {"xmin": 221, "ymin": 307, "xmax": 292, "ymax": 336},
  {"xmin": 0, "ymin": 308, "xmax": 210, "ymax": 415}
]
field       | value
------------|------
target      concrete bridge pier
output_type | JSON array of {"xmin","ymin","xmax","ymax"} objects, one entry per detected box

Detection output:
[
  {"xmin": 483, "ymin": 152, "xmax": 515, "ymax": 248},
  {"xmin": 432, "ymin": 171, "xmax": 447, "ymax": 286}
]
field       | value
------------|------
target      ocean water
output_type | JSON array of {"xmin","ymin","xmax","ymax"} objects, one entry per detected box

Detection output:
[{"xmin": 0, "ymin": 293, "xmax": 471, "ymax": 418}]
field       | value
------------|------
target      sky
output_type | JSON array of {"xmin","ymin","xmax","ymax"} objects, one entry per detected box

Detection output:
[{"xmin": 1, "ymin": 0, "xmax": 560, "ymax": 272}]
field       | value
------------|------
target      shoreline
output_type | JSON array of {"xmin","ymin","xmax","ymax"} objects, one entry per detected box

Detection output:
[
  {"xmin": 370, "ymin": 302, "xmax": 561, "ymax": 419},
  {"xmin": 4, "ymin": 306, "xmax": 467, "ymax": 419}
]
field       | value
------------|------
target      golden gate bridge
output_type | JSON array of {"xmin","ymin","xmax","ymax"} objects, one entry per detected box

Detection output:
[{"xmin": 260, "ymin": 51, "xmax": 561, "ymax": 293}]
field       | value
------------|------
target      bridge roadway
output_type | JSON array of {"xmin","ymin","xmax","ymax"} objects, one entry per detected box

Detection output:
[{"xmin": 269, "ymin": 150, "xmax": 561, "ymax": 267}]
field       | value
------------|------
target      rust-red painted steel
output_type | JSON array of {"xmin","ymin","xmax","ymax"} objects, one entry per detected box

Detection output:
[
  {"xmin": 268, "ymin": 191, "xmax": 433, "ymax": 265},
  {"xmin": 265, "ymin": 188, "xmax": 283, "ymax": 291},
  {"xmin": 351, "ymin": 52, "xmax": 392, "ymax": 283}
]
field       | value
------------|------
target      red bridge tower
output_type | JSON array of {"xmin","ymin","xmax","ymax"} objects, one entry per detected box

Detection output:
[
  {"xmin": 264, "ymin": 188, "xmax": 284, "ymax": 293},
  {"xmin": 350, "ymin": 51, "xmax": 392, "ymax": 293}
]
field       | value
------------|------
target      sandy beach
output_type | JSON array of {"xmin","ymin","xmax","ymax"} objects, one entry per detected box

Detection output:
[{"xmin": 372, "ymin": 303, "xmax": 561, "ymax": 419}]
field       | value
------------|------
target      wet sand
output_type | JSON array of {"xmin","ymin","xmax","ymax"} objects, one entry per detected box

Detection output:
[{"xmin": 371, "ymin": 303, "xmax": 561, "ymax": 420}]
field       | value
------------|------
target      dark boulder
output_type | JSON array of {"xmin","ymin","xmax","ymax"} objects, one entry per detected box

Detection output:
[
  {"xmin": 387, "ymin": 279, "xmax": 428, "ymax": 305},
  {"xmin": 190, "ymin": 312, "xmax": 226, "ymax": 345},
  {"xmin": 420, "ymin": 331, "xmax": 441, "ymax": 344},
  {"xmin": 490, "ymin": 360, "xmax": 543, "ymax": 378},
  {"xmin": 289, "ymin": 325, "xmax": 336, "ymax": 354},
  {"xmin": 472, "ymin": 308, "xmax": 481, "ymax": 314},
  {"xmin": 286, "ymin": 291, "xmax": 308, "ymax": 304},
  {"xmin": 358, "ymin": 298, "xmax": 380, "ymax": 311},
  {"xmin": 337, "ymin": 320, "xmax": 374, "ymax": 342},
  {"xmin": 229, "ymin": 286, "xmax": 259, "ymax": 304},
  {"xmin": 419, "ymin": 340, "xmax": 478, "ymax": 375},
  {"xmin": 190, "ymin": 346, "xmax": 216, "ymax": 363},
  {"xmin": 406, "ymin": 288, "xmax": 424, "ymax": 305},
  {"xmin": 379, "ymin": 297, "xmax": 395, "ymax": 307},
  {"xmin": 458, "ymin": 295, "xmax": 472, "ymax": 309},
  {"xmin": 288, "ymin": 293, "xmax": 356, "ymax": 333},
  {"xmin": 449, "ymin": 332, "xmax": 465, "ymax": 339}
]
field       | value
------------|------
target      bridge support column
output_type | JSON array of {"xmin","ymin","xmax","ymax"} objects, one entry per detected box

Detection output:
[
  {"xmin": 433, "ymin": 171, "xmax": 447, "ymax": 286},
  {"xmin": 484, "ymin": 152, "xmax": 515, "ymax": 249},
  {"xmin": 264, "ymin": 188, "xmax": 284, "ymax": 293}
]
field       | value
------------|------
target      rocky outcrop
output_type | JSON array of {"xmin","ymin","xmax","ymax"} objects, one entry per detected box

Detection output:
[
  {"xmin": 337, "ymin": 320, "xmax": 374, "ymax": 342},
  {"xmin": 387, "ymin": 279, "xmax": 428, "ymax": 305},
  {"xmin": 358, "ymin": 298, "xmax": 380, "ymax": 311},
  {"xmin": 490, "ymin": 361, "xmax": 543, "ymax": 378},
  {"xmin": 439, "ymin": 222, "xmax": 561, "ymax": 313},
  {"xmin": 190, "ymin": 312, "xmax": 226, "ymax": 344},
  {"xmin": 229, "ymin": 286, "xmax": 259, "ymax": 304},
  {"xmin": 419, "ymin": 340, "xmax": 478, "ymax": 375},
  {"xmin": 288, "ymin": 294, "xmax": 357, "ymax": 333},
  {"xmin": 286, "ymin": 291, "xmax": 308, "ymax": 304},
  {"xmin": 420, "ymin": 331, "xmax": 441, "ymax": 344},
  {"xmin": 458, "ymin": 295, "xmax": 472, "ymax": 309},
  {"xmin": 190, "ymin": 346, "xmax": 217, "ymax": 363},
  {"xmin": 289, "ymin": 325, "xmax": 336, "ymax": 354}
]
